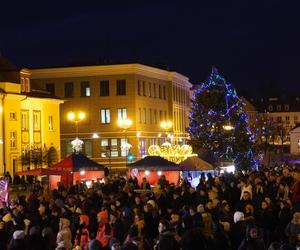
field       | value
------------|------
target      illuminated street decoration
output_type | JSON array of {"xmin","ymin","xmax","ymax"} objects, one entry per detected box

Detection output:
[
  {"xmin": 148, "ymin": 142, "xmax": 197, "ymax": 163},
  {"xmin": 71, "ymin": 137, "xmax": 84, "ymax": 153}
]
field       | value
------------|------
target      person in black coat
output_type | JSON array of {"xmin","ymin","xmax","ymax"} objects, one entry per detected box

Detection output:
[
  {"xmin": 238, "ymin": 225, "xmax": 266, "ymax": 250},
  {"xmin": 156, "ymin": 220, "xmax": 180, "ymax": 250}
]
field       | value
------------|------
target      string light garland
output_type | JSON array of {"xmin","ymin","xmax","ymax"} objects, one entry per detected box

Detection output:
[{"xmin": 188, "ymin": 67, "xmax": 257, "ymax": 170}]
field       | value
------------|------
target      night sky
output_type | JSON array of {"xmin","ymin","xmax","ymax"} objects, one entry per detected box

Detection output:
[{"xmin": 1, "ymin": 0, "xmax": 300, "ymax": 97}]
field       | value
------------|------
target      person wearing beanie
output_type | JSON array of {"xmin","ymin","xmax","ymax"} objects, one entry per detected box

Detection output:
[
  {"xmin": 96, "ymin": 210, "xmax": 113, "ymax": 248},
  {"xmin": 74, "ymin": 214, "xmax": 90, "ymax": 250},
  {"xmin": 28, "ymin": 226, "xmax": 43, "ymax": 250}
]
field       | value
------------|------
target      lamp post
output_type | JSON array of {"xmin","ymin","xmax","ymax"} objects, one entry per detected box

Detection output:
[
  {"xmin": 67, "ymin": 111, "xmax": 86, "ymax": 153},
  {"xmin": 118, "ymin": 118, "xmax": 132, "ymax": 167},
  {"xmin": 160, "ymin": 120, "xmax": 173, "ymax": 143}
]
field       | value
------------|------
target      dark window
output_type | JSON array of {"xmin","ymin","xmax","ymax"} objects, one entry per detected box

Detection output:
[
  {"xmin": 143, "ymin": 81, "xmax": 146, "ymax": 96},
  {"xmin": 81, "ymin": 81, "xmax": 91, "ymax": 97},
  {"xmin": 116, "ymin": 80, "xmax": 126, "ymax": 95},
  {"xmin": 159, "ymin": 85, "xmax": 162, "ymax": 99},
  {"xmin": 163, "ymin": 86, "xmax": 166, "ymax": 100},
  {"xmin": 64, "ymin": 82, "xmax": 74, "ymax": 98},
  {"xmin": 100, "ymin": 80, "xmax": 109, "ymax": 96},
  {"xmin": 138, "ymin": 80, "xmax": 141, "ymax": 96},
  {"xmin": 46, "ymin": 83, "xmax": 55, "ymax": 95}
]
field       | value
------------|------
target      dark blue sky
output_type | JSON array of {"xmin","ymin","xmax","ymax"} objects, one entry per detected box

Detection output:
[{"xmin": 1, "ymin": 0, "xmax": 300, "ymax": 97}]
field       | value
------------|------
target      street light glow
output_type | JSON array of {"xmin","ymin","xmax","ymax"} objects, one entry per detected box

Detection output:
[
  {"xmin": 67, "ymin": 112, "xmax": 75, "ymax": 121},
  {"xmin": 118, "ymin": 118, "xmax": 132, "ymax": 129}
]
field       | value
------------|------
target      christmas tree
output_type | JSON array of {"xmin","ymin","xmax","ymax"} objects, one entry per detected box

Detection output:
[{"xmin": 188, "ymin": 67, "xmax": 255, "ymax": 170}]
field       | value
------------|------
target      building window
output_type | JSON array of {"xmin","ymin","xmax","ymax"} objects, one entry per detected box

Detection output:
[
  {"xmin": 100, "ymin": 80, "xmax": 109, "ymax": 96},
  {"xmin": 138, "ymin": 108, "xmax": 142, "ymax": 123},
  {"xmin": 159, "ymin": 85, "xmax": 162, "ymax": 99},
  {"xmin": 142, "ymin": 81, "xmax": 146, "ymax": 96},
  {"xmin": 33, "ymin": 111, "xmax": 41, "ymax": 131},
  {"xmin": 139, "ymin": 138, "xmax": 146, "ymax": 157},
  {"xmin": 268, "ymin": 105, "xmax": 273, "ymax": 111},
  {"xmin": 294, "ymin": 116, "xmax": 298, "ymax": 121},
  {"xmin": 116, "ymin": 80, "xmax": 126, "ymax": 95},
  {"xmin": 117, "ymin": 108, "xmax": 127, "ymax": 120},
  {"xmin": 46, "ymin": 83, "xmax": 55, "ymax": 95},
  {"xmin": 100, "ymin": 109, "xmax": 111, "ymax": 124},
  {"xmin": 64, "ymin": 82, "xmax": 74, "ymax": 98},
  {"xmin": 138, "ymin": 80, "xmax": 141, "ymax": 96},
  {"xmin": 143, "ymin": 108, "xmax": 147, "ymax": 124},
  {"xmin": 276, "ymin": 105, "xmax": 281, "ymax": 111},
  {"xmin": 154, "ymin": 110, "xmax": 157, "ymax": 124},
  {"xmin": 121, "ymin": 138, "xmax": 128, "ymax": 157},
  {"xmin": 10, "ymin": 131, "xmax": 17, "ymax": 148},
  {"xmin": 9, "ymin": 112, "xmax": 16, "ymax": 120},
  {"xmin": 153, "ymin": 84, "xmax": 156, "ymax": 98},
  {"xmin": 111, "ymin": 138, "xmax": 119, "ymax": 157},
  {"xmin": 21, "ymin": 110, "xmax": 29, "ymax": 131},
  {"xmin": 83, "ymin": 140, "xmax": 92, "ymax": 158},
  {"xmin": 159, "ymin": 110, "xmax": 162, "ymax": 121},
  {"xmin": 286, "ymin": 116, "xmax": 290, "ymax": 121},
  {"xmin": 149, "ymin": 109, "xmax": 152, "ymax": 124},
  {"xmin": 81, "ymin": 81, "xmax": 91, "ymax": 97},
  {"xmin": 277, "ymin": 116, "xmax": 282, "ymax": 122},
  {"xmin": 163, "ymin": 86, "xmax": 166, "ymax": 100},
  {"xmin": 48, "ymin": 115, "xmax": 53, "ymax": 130},
  {"xmin": 284, "ymin": 104, "xmax": 289, "ymax": 111},
  {"xmin": 149, "ymin": 83, "xmax": 152, "ymax": 97}
]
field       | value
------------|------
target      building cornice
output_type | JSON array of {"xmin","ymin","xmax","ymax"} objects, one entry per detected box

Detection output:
[{"xmin": 27, "ymin": 64, "xmax": 192, "ymax": 85}]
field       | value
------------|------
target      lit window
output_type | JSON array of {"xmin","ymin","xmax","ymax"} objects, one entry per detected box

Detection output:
[
  {"xmin": 33, "ymin": 111, "xmax": 41, "ymax": 131},
  {"xmin": 81, "ymin": 81, "xmax": 91, "ymax": 97},
  {"xmin": 21, "ymin": 110, "xmax": 29, "ymax": 131},
  {"xmin": 10, "ymin": 131, "xmax": 17, "ymax": 148},
  {"xmin": 276, "ymin": 105, "xmax": 281, "ymax": 111},
  {"xmin": 100, "ymin": 109, "xmax": 110, "ymax": 124},
  {"xmin": 117, "ymin": 108, "xmax": 127, "ymax": 120},
  {"xmin": 9, "ymin": 112, "xmax": 16, "ymax": 120},
  {"xmin": 101, "ymin": 139, "xmax": 108, "ymax": 147},
  {"xmin": 268, "ymin": 105, "xmax": 273, "ymax": 111},
  {"xmin": 48, "ymin": 115, "xmax": 53, "ymax": 130}
]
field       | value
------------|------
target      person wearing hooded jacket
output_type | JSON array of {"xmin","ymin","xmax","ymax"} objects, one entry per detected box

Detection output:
[
  {"xmin": 56, "ymin": 218, "xmax": 72, "ymax": 250},
  {"xmin": 74, "ymin": 214, "xmax": 90, "ymax": 250},
  {"xmin": 96, "ymin": 210, "xmax": 113, "ymax": 248}
]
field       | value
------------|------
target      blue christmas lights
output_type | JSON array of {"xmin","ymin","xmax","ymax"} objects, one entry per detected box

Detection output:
[{"xmin": 188, "ymin": 67, "xmax": 256, "ymax": 170}]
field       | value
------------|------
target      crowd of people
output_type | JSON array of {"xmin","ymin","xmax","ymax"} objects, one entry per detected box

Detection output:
[{"xmin": 0, "ymin": 165, "xmax": 300, "ymax": 250}]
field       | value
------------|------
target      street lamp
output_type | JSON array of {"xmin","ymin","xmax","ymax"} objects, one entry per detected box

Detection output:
[
  {"xmin": 222, "ymin": 122, "xmax": 234, "ymax": 131},
  {"xmin": 118, "ymin": 118, "xmax": 132, "ymax": 166},
  {"xmin": 160, "ymin": 120, "xmax": 173, "ymax": 142},
  {"xmin": 67, "ymin": 111, "xmax": 86, "ymax": 153}
]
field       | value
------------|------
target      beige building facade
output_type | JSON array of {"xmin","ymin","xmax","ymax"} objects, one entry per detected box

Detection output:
[{"xmin": 29, "ymin": 64, "xmax": 192, "ymax": 169}]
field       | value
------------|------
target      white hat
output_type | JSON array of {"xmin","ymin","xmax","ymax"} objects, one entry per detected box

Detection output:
[{"xmin": 13, "ymin": 230, "xmax": 24, "ymax": 240}]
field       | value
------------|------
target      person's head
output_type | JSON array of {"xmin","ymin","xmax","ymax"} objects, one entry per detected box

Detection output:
[
  {"xmin": 242, "ymin": 191, "xmax": 250, "ymax": 201},
  {"xmin": 97, "ymin": 211, "xmax": 108, "ymax": 223},
  {"xmin": 142, "ymin": 177, "xmax": 147, "ymax": 183},
  {"xmin": 261, "ymin": 200, "xmax": 268, "ymax": 209},
  {"xmin": 245, "ymin": 204, "xmax": 254, "ymax": 215},
  {"xmin": 59, "ymin": 218, "xmax": 70, "ymax": 230},
  {"xmin": 283, "ymin": 168, "xmax": 290, "ymax": 177},
  {"xmin": 158, "ymin": 219, "xmax": 169, "ymax": 234},
  {"xmin": 189, "ymin": 205, "xmax": 197, "ymax": 216},
  {"xmin": 248, "ymin": 226, "xmax": 258, "ymax": 239},
  {"xmin": 206, "ymin": 200, "xmax": 214, "ymax": 209},
  {"xmin": 79, "ymin": 215, "xmax": 89, "ymax": 227},
  {"xmin": 197, "ymin": 203, "xmax": 205, "ymax": 213},
  {"xmin": 239, "ymin": 179, "xmax": 247, "ymax": 188},
  {"xmin": 0, "ymin": 221, "xmax": 5, "ymax": 230},
  {"xmin": 234, "ymin": 211, "xmax": 244, "ymax": 223},
  {"xmin": 134, "ymin": 196, "xmax": 141, "ymax": 204},
  {"xmin": 110, "ymin": 211, "xmax": 119, "ymax": 224},
  {"xmin": 292, "ymin": 212, "xmax": 300, "ymax": 224}
]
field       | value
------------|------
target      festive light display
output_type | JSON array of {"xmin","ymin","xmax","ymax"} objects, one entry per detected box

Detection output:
[
  {"xmin": 71, "ymin": 137, "xmax": 84, "ymax": 153},
  {"xmin": 148, "ymin": 142, "xmax": 197, "ymax": 163},
  {"xmin": 188, "ymin": 67, "xmax": 256, "ymax": 170}
]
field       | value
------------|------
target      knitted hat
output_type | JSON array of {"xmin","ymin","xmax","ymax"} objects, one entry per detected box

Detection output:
[{"xmin": 13, "ymin": 230, "xmax": 25, "ymax": 240}]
